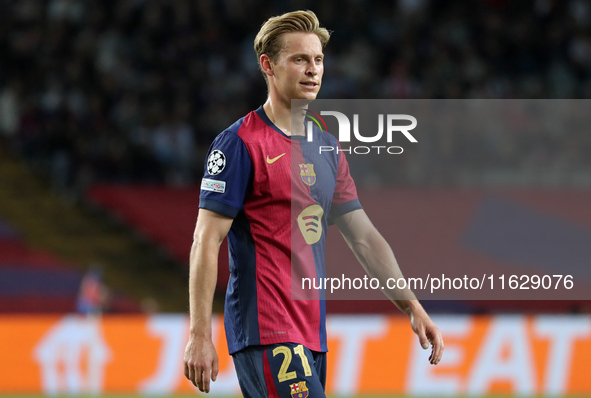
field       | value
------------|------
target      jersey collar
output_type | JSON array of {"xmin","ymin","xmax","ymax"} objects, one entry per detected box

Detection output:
[{"xmin": 255, "ymin": 106, "xmax": 306, "ymax": 140}]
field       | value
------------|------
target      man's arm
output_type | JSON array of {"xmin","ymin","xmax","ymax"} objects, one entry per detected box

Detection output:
[
  {"xmin": 334, "ymin": 209, "xmax": 444, "ymax": 365},
  {"xmin": 184, "ymin": 208, "xmax": 233, "ymax": 392}
]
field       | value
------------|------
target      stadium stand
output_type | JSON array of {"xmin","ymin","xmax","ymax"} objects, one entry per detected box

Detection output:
[
  {"xmin": 0, "ymin": 215, "xmax": 138, "ymax": 313},
  {"xmin": 1, "ymin": 0, "xmax": 590, "ymax": 192},
  {"xmin": 1, "ymin": 0, "xmax": 590, "ymax": 314},
  {"xmin": 0, "ymin": 148, "xmax": 187, "ymax": 312}
]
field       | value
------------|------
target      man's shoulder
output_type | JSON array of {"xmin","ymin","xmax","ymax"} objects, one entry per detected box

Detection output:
[
  {"xmin": 316, "ymin": 128, "xmax": 340, "ymax": 146},
  {"xmin": 218, "ymin": 112, "xmax": 249, "ymax": 138},
  {"xmin": 215, "ymin": 108, "xmax": 269, "ymax": 144}
]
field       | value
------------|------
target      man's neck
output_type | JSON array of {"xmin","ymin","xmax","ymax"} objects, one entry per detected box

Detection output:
[{"xmin": 263, "ymin": 95, "xmax": 306, "ymax": 136}]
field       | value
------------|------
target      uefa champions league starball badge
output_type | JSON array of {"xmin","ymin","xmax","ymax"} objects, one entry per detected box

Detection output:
[{"xmin": 207, "ymin": 150, "xmax": 226, "ymax": 175}]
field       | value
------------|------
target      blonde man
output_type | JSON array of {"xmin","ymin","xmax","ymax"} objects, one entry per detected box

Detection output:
[{"xmin": 184, "ymin": 10, "xmax": 443, "ymax": 396}]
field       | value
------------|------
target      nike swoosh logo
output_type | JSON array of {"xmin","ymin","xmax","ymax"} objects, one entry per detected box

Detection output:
[{"xmin": 266, "ymin": 153, "xmax": 286, "ymax": 164}]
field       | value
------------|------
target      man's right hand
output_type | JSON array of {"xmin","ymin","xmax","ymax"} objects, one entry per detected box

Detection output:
[{"xmin": 183, "ymin": 335, "xmax": 219, "ymax": 393}]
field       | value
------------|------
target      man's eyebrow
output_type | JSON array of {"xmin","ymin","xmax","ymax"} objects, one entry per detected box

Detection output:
[{"xmin": 290, "ymin": 53, "xmax": 324, "ymax": 58}]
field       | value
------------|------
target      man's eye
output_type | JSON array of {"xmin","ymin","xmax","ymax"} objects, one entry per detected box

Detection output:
[
  {"xmin": 316, "ymin": 58, "xmax": 323, "ymax": 63},
  {"xmin": 295, "ymin": 58, "xmax": 303, "ymax": 62}
]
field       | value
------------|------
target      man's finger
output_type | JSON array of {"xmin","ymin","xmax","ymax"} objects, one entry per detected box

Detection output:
[
  {"xmin": 184, "ymin": 362, "xmax": 189, "ymax": 380},
  {"xmin": 195, "ymin": 365, "xmax": 204, "ymax": 391},
  {"xmin": 212, "ymin": 356, "xmax": 219, "ymax": 382},
  {"xmin": 429, "ymin": 332, "xmax": 439, "ymax": 365},
  {"xmin": 436, "ymin": 335, "xmax": 445, "ymax": 364},
  {"xmin": 202, "ymin": 364, "xmax": 211, "ymax": 393},
  {"xmin": 430, "ymin": 332, "xmax": 444, "ymax": 364},
  {"xmin": 430, "ymin": 345, "xmax": 437, "ymax": 364},
  {"xmin": 418, "ymin": 327, "xmax": 429, "ymax": 349},
  {"xmin": 187, "ymin": 364, "xmax": 197, "ymax": 387}
]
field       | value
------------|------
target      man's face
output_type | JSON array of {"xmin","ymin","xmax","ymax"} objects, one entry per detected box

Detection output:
[{"xmin": 270, "ymin": 32, "xmax": 324, "ymax": 102}]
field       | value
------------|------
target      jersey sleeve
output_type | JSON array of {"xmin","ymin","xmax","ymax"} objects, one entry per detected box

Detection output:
[
  {"xmin": 199, "ymin": 131, "xmax": 252, "ymax": 218},
  {"xmin": 328, "ymin": 148, "xmax": 362, "ymax": 222}
]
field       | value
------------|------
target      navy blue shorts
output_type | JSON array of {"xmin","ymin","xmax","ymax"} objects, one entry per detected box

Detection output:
[{"xmin": 232, "ymin": 343, "xmax": 327, "ymax": 398}]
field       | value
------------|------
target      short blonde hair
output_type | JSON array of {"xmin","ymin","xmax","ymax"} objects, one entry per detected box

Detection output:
[{"xmin": 254, "ymin": 10, "xmax": 330, "ymax": 82}]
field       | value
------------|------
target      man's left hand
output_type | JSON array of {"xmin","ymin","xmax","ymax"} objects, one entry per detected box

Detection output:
[{"xmin": 411, "ymin": 310, "xmax": 444, "ymax": 365}]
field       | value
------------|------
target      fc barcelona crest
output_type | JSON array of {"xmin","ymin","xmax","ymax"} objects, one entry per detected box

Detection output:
[
  {"xmin": 290, "ymin": 381, "xmax": 309, "ymax": 398},
  {"xmin": 299, "ymin": 163, "xmax": 316, "ymax": 186}
]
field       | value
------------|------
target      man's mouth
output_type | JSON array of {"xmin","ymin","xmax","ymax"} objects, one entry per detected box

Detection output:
[{"xmin": 300, "ymin": 82, "xmax": 318, "ymax": 88}]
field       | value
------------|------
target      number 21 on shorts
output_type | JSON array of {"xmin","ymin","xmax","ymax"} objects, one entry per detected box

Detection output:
[{"xmin": 273, "ymin": 344, "xmax": 312, "ymax": 382}]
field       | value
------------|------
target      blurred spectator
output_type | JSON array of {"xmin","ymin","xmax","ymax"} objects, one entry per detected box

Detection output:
[
  {"xmin": 0, "ymin": 80, "xmax": 21, "ymax": 139},
  {"xmin": 76, "ymin": 266, "xmax": 109, "ymax": 315},
  {"xmin": 140, "ymin": 297, "xmax": 160, "ymax": 314}
]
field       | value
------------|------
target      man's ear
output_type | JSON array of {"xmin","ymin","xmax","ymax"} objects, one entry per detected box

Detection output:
[{"xmin": 260, "ymin": 54, "xmax": 274, "ymax": 78}]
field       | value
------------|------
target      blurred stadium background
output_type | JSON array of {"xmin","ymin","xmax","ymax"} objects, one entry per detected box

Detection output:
[{"xmin": 1, "ymin": 0, "xmax": 591, "ymax": 396}]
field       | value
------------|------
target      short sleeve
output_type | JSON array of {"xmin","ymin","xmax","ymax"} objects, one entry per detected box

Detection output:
[
  {"xmin": 328, "ymin": 149, "xmax": 362, "ymax": 222},
  {"xmin": 199, "ymin": 131, "xmax": 252, "ymax": 218}
]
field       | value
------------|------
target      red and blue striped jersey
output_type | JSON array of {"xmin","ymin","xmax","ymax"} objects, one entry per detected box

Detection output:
[{"xmin": 199, "ymin": 106, "xmax": 361, "ymax": 354}]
